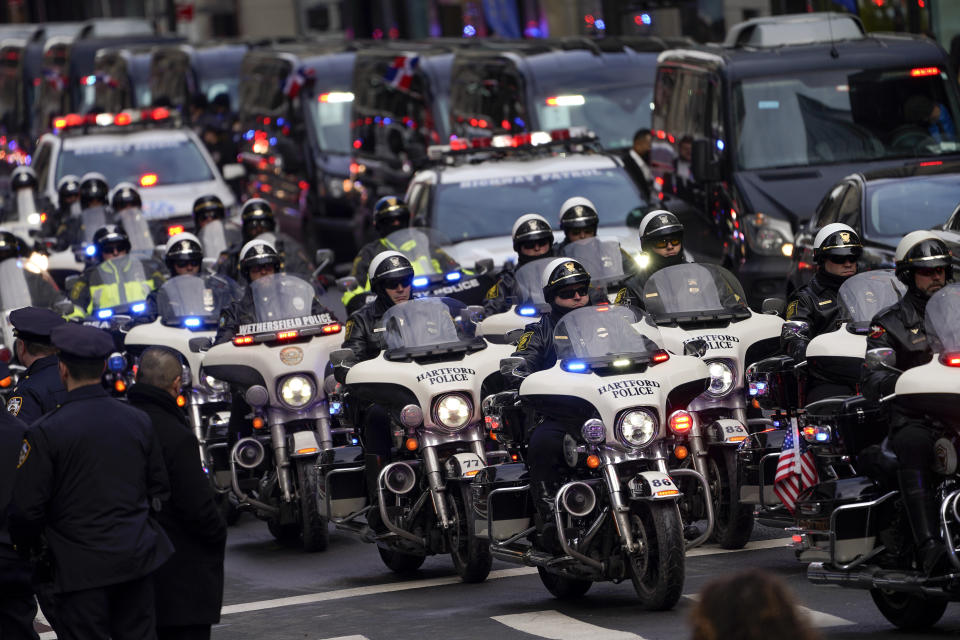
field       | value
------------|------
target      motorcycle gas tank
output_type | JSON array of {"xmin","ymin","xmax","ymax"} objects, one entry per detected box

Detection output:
[
  {"xmin": 806, "ymin": 324, "xmax": 865, "ymax": 360},
  {"xmin": 203, "ymin": 333, "xmax": 343, "ymax": 405},
  {"xmin": 895, "ymin": 358, "xmax": 960, "ymax": 421},
  {"xmin": 346, "ymin": 341, "xmax": 515, "ymax": 429},
  {"xmin": 657, "ymin": 312, "xmax": 782, "ymax": 366},
  {"xmin": 478, "ymin": 306, "xmax": 540, "ymax": 340},
  {"xmin": 520, "ymin": 354, "xmax": 709, "ymax": 431},
  {"xmin": 125, "ymin": 320, "xmax": 213, "ymax": 379}
]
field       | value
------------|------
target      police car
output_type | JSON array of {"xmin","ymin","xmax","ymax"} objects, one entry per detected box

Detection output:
[{"xmin": 30, "ymin": 107, "xmax": 236, "ymax": 240}]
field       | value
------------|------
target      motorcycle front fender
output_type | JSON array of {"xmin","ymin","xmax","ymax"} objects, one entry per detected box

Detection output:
[
  {"xmin": 288, "ymin": 430, "xmax": 321, "ymax": 458},
  {"xmin": 706, "ymin": 418, "xmax": 749, "ymax": 445},
  {"xmin": 629, "ymin": 470, "xmax": 682, "ymax": 501}
]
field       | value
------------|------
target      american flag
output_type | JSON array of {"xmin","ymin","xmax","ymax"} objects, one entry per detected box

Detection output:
[
  {"xmin": 773, "ymin": 417, "xmax": 819, "ymax": 514},
  {"xmin": 384, "ymin": 55, "xmax": 419, "ymax": 91}
]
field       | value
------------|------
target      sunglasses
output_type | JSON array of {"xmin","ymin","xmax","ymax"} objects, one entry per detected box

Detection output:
[
  {"xmin": 916, "ymin": 266, "xmax": 946, "ymax": 277},
  {"xmin": 174, "ymin": 259, "xmax": 201, "ymax": 268},
  {"xmin": 520, "ymin": 239, "xmax": 550, "ymax": 251},
  {"xmin": 382, "ymin": 277, "xmax": 413, "ymax": 290},
  {"xmin": 249, "ymin": 263, "xmax": 276, "ymax": 273},
  {"xmin": 653, "ymin": 237, "xmax": 682, "ymax": 249},
  {"xmin": 102, "ymin": 245, "xmax": 125, "ymax": 256},
  {"xmin": 555, "ymin": 286, "xmax": 589, "ymax": 300},
  {"xmin": 827, "ymin": 255, "xmax": 858, "ymax": 265}
]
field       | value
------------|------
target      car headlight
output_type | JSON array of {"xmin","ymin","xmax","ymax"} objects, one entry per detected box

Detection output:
[
  {"xmin": 327, "ymin": 177, "xmax": 344, "ymax": 198},
  {"xmin": 743, "ymin": 213, "xmax": 793, "ymax": 256},
  {"xmin": 706, "ymin": 360, "xmax": 736, "ymax": 397},
  {"xmin": 616, "ymin": 409, "xmax": 657, "ymax": 448},
  {"xmin": 432, "ymin": 393, "xmax": 472, "ymax": 432},
  {"xmin": 279, "ymin": 374, "xmax": 315, "ymax": 408}
]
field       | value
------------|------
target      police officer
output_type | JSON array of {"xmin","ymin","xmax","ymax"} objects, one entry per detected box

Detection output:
[
  {"xmin": 214, "ymin": 199, "xmax": 313, "ymax": 283},
  {"xmin": 10, "ymin": 323, "xmax": 173, "ymax": 639},
  {"xmin": 78, "ymin": 172, "xmax": 109, "ymax": 211},
  {"xmin": 0, "ymin": 230, "xmax": 27, "ymax": 263},
  {"xmin": 48, "ymin": 175, "xmax": 81, "ymax": 238},
  {"xmin": 9, "ymin": 166, "xmax": 38, "ymax": 224},
  {"xmin": 193, "ymin": 195, "xmax": 226, "ymax": 231},
  {"xmin": 342, "ymin": 251, "xmax": 413, "ymax": 363},
  {"xmin": 164, "ymin": 232, "xmax": 203, "ymax": 277},
  {"xmin": 192, "ymin": 195, "xmax": 242, "ymax": 253},
  {"xmin": 615, "ymin": 210, "xmax": 688, "ymax": 307},
  {"xmin": 863, "ymin": 231, "xmax": 951, "ymax": 576},
  {"xmin": 110, "ymin": 182, "xmax": 142, "ymax": 214},
  {"xmin": 557, "ymin": 196, "xmax": 637, "ymax": 278},
  {"xmin": 507, "ymin": 258, "xmax": 593, "ymax": 550},
  {"xmin": 484, "ymin": 213, "xmax": 555, "ymax": 315},
  {"xmin": 5, "ymin": 308, "xmax": 66, "ymax": 426}
]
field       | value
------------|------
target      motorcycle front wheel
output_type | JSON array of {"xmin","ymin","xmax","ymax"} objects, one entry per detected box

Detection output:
[
  {"xmin": 448, "ymin": 484, "xmax": 492, "ymax": 583},
  {"xmin": 297, "ymin": 459, "xmax": 329, "ymax": 552},
  {"xmin": 870, "ymin": 588, "xmax": 947, "ymax": 630},
  {"xmin": 708, "ymin": 447, "xmax": 754, "ymax": 550},
  {"xmin": 626, "ymin": 501, "xmax": 685, "ymax": 610}
]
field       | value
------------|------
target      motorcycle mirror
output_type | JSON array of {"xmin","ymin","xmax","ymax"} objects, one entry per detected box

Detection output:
[
  {"xmin": 464, "ymin": 304, "xmax": 484, "ymax": 324},
  {"xmin": 683, "ymin": 339, "xmax": 708, "ymax": 358},
  {"xmin": 180, "ymin": 364, "xmax": 191, "ymax": 388},
  {"xmin": 53, "ymin": 299, "xmax": 74, "ymax": 316},
  {"xmin": 188, "ymin": 336, "xmax": 213, "ymax": 353},
  {"xmin": 337, "ymin": 276, "xmax": 359, "ymax": 293},
  {"xmin": 473, "ymin": 258, "xmax": 494, "ymax": 275},
  {"xmin": 202, "ymin": 257, "xmax": 217, "ymax": 273},
  {"xmin": 110, "ymin": 314, "xmax": 132, "ymax": 331},
  {"xmin": 330, "ymin": 348, "xmax": 357, "ymax": 385},
  {"xmin": 314, "ymin": 248, "xmax": 333, "ymax": 274},
  {"xmin": 783, "ymin": 320, "xmax": 810, "ymax": 338},
  {"xmin": 500, "ymin": 357, "xmax": 525, "ymax": 377},
  {"xmin": 761, "ymin": 297, "xmax": 785, "ymax": 317},
  {"xmin": 865, "ymin": 347, "xmax": 899, "ymax": 373},
  {"xmin": 504, "ymin": 328, "xmax": 525, "ymax": 345}
]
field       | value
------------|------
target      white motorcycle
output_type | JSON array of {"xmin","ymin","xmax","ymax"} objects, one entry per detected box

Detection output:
[
  {"xmin": 327, "ymin": 297, "xmax": 513, "ymax": 581},
  {"xmin": 481, "ymin": 304, "xmax": 709, "ymax": 608},
  {"xmin": 202, "ymin": 273, "xmax": 342, "ymax": 551}
]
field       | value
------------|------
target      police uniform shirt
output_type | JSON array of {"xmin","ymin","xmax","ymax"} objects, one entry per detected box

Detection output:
[{"xmin": 6, "ymin": 354, "xmax": 67, "ymax": 424}]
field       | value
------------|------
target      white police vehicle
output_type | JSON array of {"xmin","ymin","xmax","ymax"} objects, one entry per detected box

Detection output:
[{"xmin": 30, "ymin": 108, "xmax": 236, "ymax": 240}]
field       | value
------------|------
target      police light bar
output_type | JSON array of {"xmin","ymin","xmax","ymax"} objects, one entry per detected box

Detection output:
[
  {"xmin": 444, "ymin": 271, "xmax": 461, "ymax": 282},
  {"xmin": 232, "ymin": 322, "xmax": 342, "ymax": 346},
  {"xmin": 131, "ymin": 303, "xmax": 146, "ymax": 314},
  {"xmin": 52, "ymin": 107, "xmax": 176, "ymax": 133},
  {"xmin": 517, "ymin": 306, "xmax": 537, "ymax": 316},
  {"xmin": 427, "ymin": 127, "xmax": 597, "ymax": 160},
  {"xmin": 412, "ymin": 276, "xmax": 429, "ymax": 288},
  {"xmin": 184, "ymin": 317, "xmax": 202, "ymax": 328},
  {"xmin": 97, "ymin": 309, "xmax": 113, "ymax": 319}
]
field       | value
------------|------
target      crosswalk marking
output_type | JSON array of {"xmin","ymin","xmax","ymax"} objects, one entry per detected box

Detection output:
[
  {"xmin": 493, "ymin": 610, "xmax": 646, "ymax": 640},
  {"xmin": 682, "ymin": 594, "xmax": 855, "ymax": 628}
]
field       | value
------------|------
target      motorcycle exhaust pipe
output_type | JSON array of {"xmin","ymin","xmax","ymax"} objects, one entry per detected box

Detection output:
[
  {"xmin": 807, "ymin": 561, "xmax": 878, "ymax": 589},
  {"xmin": 382, "ymin": 461, "xmax": 417, "ymax": 495},
  {"xmin": 561, "ymin": 481, "xmax": 597, "ymax": 517},
  {"xmin": 232, "ymin": 437, "xmax": 266, "ymax": 469}
]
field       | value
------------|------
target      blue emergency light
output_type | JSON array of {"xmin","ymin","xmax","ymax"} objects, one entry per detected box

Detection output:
[
  {"xmin": 85, "ymin": 245, "xmax": 97, "ymax": 256},
  {"xmin": 445, "ymin": 271, "xmax": 461, "ymax": 282},
  {"xmin": 184, "ymin": 317, "xmax": 201, "ymax": 328},
  {"xmin": 97, "ymin": 309, "xmax": 113, "ymax": 319},
  {"xmin": 517, "ymin": 306, "xmax": 537, "ymax": 317},
  {"xmin": 563, "ymin": 360, "xmax": 588, "ymax": 373},
  {"xmin": 412, "ymin": 276, "xmax": 429, "ymax": 288},
  {"xmin": 131, "ymin": 303, "xmax": 146, "ymax": 314}
]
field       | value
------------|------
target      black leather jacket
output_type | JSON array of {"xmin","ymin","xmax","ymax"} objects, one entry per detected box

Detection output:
[
  {"xmin": 507, "ymin": 312, "xmax": 566, "ymax": 388},
  {"xmin": 215, "ymin": 232, "xmax": 314, "ymax": 284},
  {"xmin": 862, "ymin": 289, "xmax": 932, "ymax": 403},
  {"xmin": 782, "ymin": 270, "xmax": 848, "ymax": 361},
  {"xmin": 341, "ymin": 296, "xmax": 393, "ymax": 362}
]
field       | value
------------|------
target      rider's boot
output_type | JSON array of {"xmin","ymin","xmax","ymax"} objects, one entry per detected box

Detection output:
[
  {"xmin": 898, "ymin": 469, "xmax": 949, "ymax": 576},
  {"xmin": 362, "ymin": 454, "xmax": 387, "ymax": 540},
  {"xmin": 531, "ymin": 480, "xmax": 561, "ymax": 554}
]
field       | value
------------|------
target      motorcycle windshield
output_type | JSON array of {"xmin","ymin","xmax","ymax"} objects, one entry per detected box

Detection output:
[
  {"xmin": 250, "ymin": 273, "xmax": 318, "ymax": 322},
  {"xmin": 513, "ymin": 258, "xmax": 552, "ymax": 306},
  {"xmin": 838, "ymin": 270, "xmax": 905, "ymax": 327},
  {"xmin": 117, "ymin": 209, "xmax": 155, "ymax": 258},
  {"xmin": 642, "ymin": 263, "xmax": 749, "ymax": 322},
  {"xmin": 88, "ymin": 255, "xmax": 152, "ymax": 311},
  {"xmin": 157, "ymin": 275, "xmax": 232, "ymax": 327},
  {"xmin": 554, "ymin": 304, "xmax": 660, "ymax": 360},
  {"xmin": 80, "ymin": 206, "xmax": 109, "ymax": 245},
  {"xmin": 383, "ymin": 228, "xmax": 460, "ymax": 278},
  {"xmin": 199, "ymin": 219, "xmax": 228, "ymax": 259},
  {"xmin": 562, "ymin": 237, "xmax": 625, "ymax": 286},
  {"xmin": 382, "ymin": 297, "xmax": 475, "ymax": 350},
  {"xmin": 0, "ymin": 257, "xmax": 64, "ymax": 310},
  {"xmin": 924, "ymin": 284, "xmax": 960, "ymax": 353}
]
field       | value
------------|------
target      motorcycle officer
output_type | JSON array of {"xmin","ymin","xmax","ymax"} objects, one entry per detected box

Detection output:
[
  {"xmin": 863, "ymin": 231, "xmax": 951, "ymax": 576},
  {"xmin": 506, "ymin": 258, "xmax": 593, "ymax": 549},
  {"xmin": 215, "ymin": 199, "xmax": 313, "ymax": 283},
  {"xmin": 615, "ymin": 210, "xmax": 689, "ymax": 307},
  {"xmin": 557, "ymin": 196, "xmax": 637, "ymax": 278},
  {"xmin": 164, "ymin": 232, "xmax": 203, "ymax": 277},
  {"xmin": 47, "ymin": 175, "xmax": 81, "ymax": 237},
  {"xmin": 193, "ymin": 194, "xmax": 243, "ymax": 248},
  {"xmin": 109, "ymin": 183, "xmax": 142, "ymax": 216},
  {"xmin": 483, "ymin": 213, "xmax": 555, "ymax": 315},
  {"xmin": 78, "ymin": 172, "xmax": 110, "ymax": 211}
]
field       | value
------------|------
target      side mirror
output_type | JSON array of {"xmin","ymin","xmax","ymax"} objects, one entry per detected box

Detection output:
[
  {"xmin": 761, "ymin": 297, "xmax": 786, "ymax": 317},
  {"xmin": 683, "ymin": 338, "xmax": 708, "ymax": 358},
  {"xmin": 337, "ymin": 276, "xmax": 359, "ymax": 292},
  {"xmin": 330, "ymin": 348, "xmax": 358, "ymax": 385},
  {"xmin": 314, "ymin": 248, "xmax": 333, "ymax": 273},
  {"xmin": 691, "ymin": 138, "xmax": 721, "ymax": 183},
  {"xmin": 473, "ymin": 258, "xmax": 494, "ymax": 275},
  {"xmin": 110, "ymin": 314, "xmax": 132, "ymax": 331},
  {"xmin": 188, "ymin": 336, "xmax": 214, "ymax": 353},
  {"xmin": 221, "ymin": 163, "xmax": 246, "ymax": 181},
  {"xmin": 500, "ymin": 356, "xmax": 525, "ymax": 377},
  {"xmin": 464, "ymin": 304, "xmax": 485, "ymax": 323},
  {"xmin": 782, "ymin": 320, "xmax": 810, "ymax": 338},
  {"xmin": 53, "ymin": 299, "xmax": 74, "ymax": 316},
  {"xmin": 865, "ymin": 347, "xmax": 900, "ymax": 373}
]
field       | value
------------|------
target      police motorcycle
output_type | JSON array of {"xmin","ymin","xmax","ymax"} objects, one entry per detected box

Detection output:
[
  {"xmin": 201, "ymin": 272, "xmax": 341, "ymax": 551},
  {"xmin": 2, "ymin": 167, "xmax": 44, "ymax": 242},
  {"xmin": 741, "ymin": 270, "xmax": 904, "ymax": 530},
  {"xmin": 801, "ymin": 284, "xmax": 960, "ymax": 630},
  {"xmin": 47, "ymin": 206, "xmax": 111, "ymax": 281},
  {"xmin": 482, "ymin": 304, "xmax": 709, "ymax": 608},
  {"xmin": 477, "ymin": 257, "xmax": 554, "ymax": 339},
  {"xmin": 641, "ymin": 263, "xmax": 782, "ymax": 549},
  {"xmin": 327, "ymin": 297, "xmax": 513, "ymax": 581}
]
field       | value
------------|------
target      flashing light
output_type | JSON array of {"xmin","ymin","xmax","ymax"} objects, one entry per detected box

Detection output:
[
  {"xmin": 114, "ymin": 379, "xmax": 126, "ymax": 393},
  {"xmin": 97, "ymin": 309, "xmax": 114, "ymax": 319},
  {"xmin": 463, "ymin": 25, "xmax": 477, "ymax": 37},
  {"xmin": 445, "ymin": 271, "xmax": 461, "ymax": 282},
  {"xmin": 252, "ymin": 416, "xmax": 265, "ymax": 429},
  {"xmin": 612, "ymin": 359, "xmax": 631, "ymax": 368},
  {"xmin": 148, "ymin": 107, "xmax": 171, "ymax": 120},
  {"xmin": 321, "ymin": 323, "xmax": 342, "ymax": 334},
  {"xmin": 668, "ymin": 410, "xmax": 693, "ymax": 435},
  {"xmin": 0, "ymin": 376, "xmax": 10, "ymax": 388},
  {"xmin": 586, "ymin": 454, "xmax": 601, "ymax": 469},
  {"xmin": 176, "ymin": 395, "xmax": 186, "ymax": 407},
  {"xmin": 83, "ymin": 75, "xmax": 96, "ymax": 86},
  {"xmin": 517, "ymin": 306, "xmax": 537, "ymax": 316},
  {"xmin": 269, "ymin": 137, "xmax": 277, "ymax": 146},
  {"xmin": 139, "ymin": 173, "xmax": 158, "ymax": 187},
  {"xmin": 412, "ymin": 276, "xmax": 429, "ymax": 288},
  {"xmin": 115, "ymin": 112, "xmax": 132, "ymax": 125},
  {"xmin": 85, "ymin": 245, "xmax": 97, "ymax": 256},
  {"xmin": 716, "ymin": 139, "xmax": 725, "ymax": 151},
  {"xmin": 405, "ymin": 437, "xmax": 419, "ymax": 451},
  {"xmin": 748, "ymin": 381, "xmax": 767, "ymax": 396},
  {"xmin": 167, "ymin": 225, "xmax": 185, "ymax": 236},
  {"xmin": 940, "ymin": 352, "xmax": 960, "ymax": 367},
  {"xmin": 131, "ymin": 303, "xmax": 146, "ymax": 314},
  {"xmin": 352, "ymin": 139, "xmax": 362, "ymax": 149},
  {"xmin": 233, "ymin": 335, "xmax": 254, "ymax": 345},
  {"xmin": 319, "ymin": 92, "xmax": 354, "ymax": 103},
  {"xmin": 244, "ymin": 130, "xmax": 255, "ymax": 140},
  {"xmin": 652, "ymin": 350, "xmax": 670, "ymax": 363},
  {"xmin": 277, "ymin": 330, "xmax": 299, "ymax": 341},
  {"xmin": 595, "ymin": 19, "xmax": 606, "ymax": 30},
  {"xmin": 545, "ymin": 95, "xmax": 585, "ymax": 107},
  {"xmin": 330, "ymin": 401, "xmax": 342, "ymax": 415},
  {"xmin": 184, "ymin": 317, "xmax": 202, "ymax": 328},
  {"xmin": 95, "ymin": 113, "xmax": 113, "ymax": 126},
  {"xmin": 563, "ymin": 360, "xmax": 588, "ymax": 373},
  {"xmin": 107, "ymin": 354, "xmax": 126, "ymax": 372},
  {"xmin": 674, "ymin": 445, "xmax": 689, "ymax": 460},
  {"xmin": 910, "ymin": 67, "xmax": 939, "ymax": 77},
  {"xmin": 27, "ymin": 212, "xmax": 41, "ymax": 225},
  {"xmin": 276, "ymin": 117, "xmax": 285, "ymax": 126},
  {"xmin": 53, "ymin": 116, "xmax": 67, "ymax": 129},
  {"xmin": 920, "ymin": 160, "xmax": 943, "ymax": 167}
]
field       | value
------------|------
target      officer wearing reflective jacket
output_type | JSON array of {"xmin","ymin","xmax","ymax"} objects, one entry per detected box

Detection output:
[
  {"xmin": 214, "ymin": 199, "xmax": 313, "ymax": 283},
  {"xmin": 615, "ymin": 210, "xmax": 688, "ymax": 307},
  {"xmin": 483, "ymin": 213, "xmax": 555, "ymax": 315},
  {"xmin": 862, "ymin": 231, "xmax": 951, "ymax": 576},
  {"xmin": 5, "ymin": 308, "xmax": 66, "ymax": 426},
  {"xmin": 506, "ymin": 258, "xmax": 593, "ymax": 549}
]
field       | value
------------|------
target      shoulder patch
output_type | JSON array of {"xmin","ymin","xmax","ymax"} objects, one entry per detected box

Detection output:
[
  {"xmin": 516, "ymin": 331, "xmax": 533, "ymax": 351},
  {"xmin": 615, "ymin": 288, "xmax": 627, "ymax": 305},
  {"xmin": 6, "ymin": 396, "xmax": 22, "ymax": 416},
  {"xmin": 344, "ymin": 318, "xmax": 354, "ymax": 339},
  {"xmin": 17, "ymin": 439, "xmax": 30, "ymax": 468},
  {"xmin": 785, "ymin": 300, "xmax": 798, "ymax": 320},
  {"xmin": 485, "ymin": 283, "xmax": 499, "ymax": 300},
  {"xmin": 869, "ymin": 325, "xmax": 886, "ymax": 339}
]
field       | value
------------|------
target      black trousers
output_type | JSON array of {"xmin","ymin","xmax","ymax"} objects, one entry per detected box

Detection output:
[
  {"xmin": 361, "ymin": 404, "xmax": 392, "ymax": 462},
  {"xmin": 0, "ymin": 581, "xmax": 39, "ymax": 640},
  {"xmin": 157, "ymin": 624, "xmax": 212, "ymax": 640},
  {"xmin": 890, "ymin": 420, "xmax": 939, "ymax": 471},
  {"xmin": 55, "ymin": 575, "xmax": 156, "ymax": 640},
  {"xmin": 527, "ymin": 420, "xmax": 568, "ymax": 487}
]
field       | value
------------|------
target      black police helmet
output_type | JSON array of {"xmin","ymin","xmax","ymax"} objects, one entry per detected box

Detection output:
[
  {"xmin": 57, "ymin": 174, "xmax": 81, "ymax": 202},
  {"xmin": 11, "ymin": 166, "xmax": 37, "ymax": 191},
  {"xmin": 813, "ymin": 223, "xmax": 862, "ymax": 263},
  {"xmin": 511, "ymin": 213, "xmax": 553, "ymax": 252},
  {"xmin": 110, "ymin": 183, "xmax": 142, "ymax": 211},
  {"xmin": 638, "ymin": 210, "xmax": 684, "ymax": 249},
  {"xmin": 0, "ymin": 230, "xmax": 24, "ymax": 262},
  {"xmin": 894, "ymin": 231, "xmax": 953, "ymax": 286},
  {"xmin": 92, "ymin": 224, "xmax": 131, "ymax": 259},
  {"xmin": 240, "ymin": 198, "xmax": 275, "ymax": 239},
  {"xmin": 373, "ymin": 196, "xmax": 411, "ymax": 236},
  {"xmin": 558, "ymin": 197, "xmax": 600, "ymax": 232},
  {"xmin": 164, "ymin": 232, "xmax": 203, "ymax": 272},
  {"xmin": 541, "ymin": 257, "xmax": 591, "ymax": 304},
  {"xmin": 239, "ymin": 238, "xmax": 282, "ymax": 279},
  {"xmin": 79, "ymin": 172, "xmax": 109, "ymax": 208},
  {"xmin": 368, "ymin": 250, "xmax": 414, "ymax": 298},
  {"xmin": 193, "ymin": 194, "xmax": 225, "ymax": 227}
]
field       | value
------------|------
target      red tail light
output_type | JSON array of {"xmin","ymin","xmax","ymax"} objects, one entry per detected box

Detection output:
[
  {"xmin": 233, "ymin": 335, "xmax": 254, "ymax": 346},
  {"xmin": 940, "ymin": 352, "xmax": 960, "ymax": 367},
  {"xmin": 910, "ymin": 67, "xmax": 939, "ymax": 77},
  {"xmin": 321, "ymin": 323, "xmax": 342, "ymax": 334},
  {"xmin": 277, "ymin": 330, "xmax": 299, "ymax": 341},
  {"xmin": 167, "ymin": 225, "xmax": 185, "ymax": 236},
  {"xmin": 139, "ymin": 173, "xmax": 158, "ymax": 187},
  {"xmin": 652, "ymin": 350, "xmax": 670, "ymax": 364},
  {"xmin": 669, "ymin": 410, "xmax": 693, "ymax": 435}
]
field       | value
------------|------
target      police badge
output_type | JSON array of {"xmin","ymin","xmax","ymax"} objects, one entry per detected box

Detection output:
[{"xmin": 6, "ymin": 396, "xmax": 22, "ymax": 416}]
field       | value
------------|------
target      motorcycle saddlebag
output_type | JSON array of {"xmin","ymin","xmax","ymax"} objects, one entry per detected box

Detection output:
[
  {"xmin": 795, "ymin": 476, "xmax": 884, "ymax": 564},
  {"xmin": 470, "ymin": 462, "xmax": 531, "ymax": 541},
  {"xmin": 804, "ymin": 395, "xmax": 885, "ymax": 458},
  {"xmin": 745, "ymin": 355, "xmax": 801, "ymax": 411},
  {"xmin": 738, "ymin": 427, "xmax": 785, "ymax": 506},
  {"xmin": 322, "ymin": 445, "xmax": 367, "ymax": 519}
]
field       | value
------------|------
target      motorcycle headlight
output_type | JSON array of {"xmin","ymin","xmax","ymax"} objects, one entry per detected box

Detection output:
[
  {"xmin": 616, "ymin": 409, "xmax": 657, "ymax": 448},
  {"xmin": 327, "ymin": 176, "xmax": 344, "ymax": 198},
  {"xmin": 743, "ymin": 213, "xmax": 793, "ymax": 257},
  {"xmin": 203, "ymin": 374, "xmax": 229, "ymax": 393},
  {"xmin": 432, "ymin": 393, "xmax": 472, "ymax": 432},
  {"xmin": 705, "ymin": 360, "xmax": 736, "ymax": 397},
  {"xmin": 278, "ymin": 374, "xmax": 315, "ymax": 409}
]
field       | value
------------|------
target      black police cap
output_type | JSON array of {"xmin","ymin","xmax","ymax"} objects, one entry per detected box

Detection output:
[
  {"xmin": 51, "ymin": 323, "xmax": 114, "ymax": 361},
  {"xmin": 9, "ymin": 307, "xmax": 65, "ymax": 344}
]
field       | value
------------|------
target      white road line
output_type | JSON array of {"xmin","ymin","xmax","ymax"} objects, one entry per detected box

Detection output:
[
  {"xmin": 319, "ymin": 636, "xmax": 370, "ymax": 640},
  {"xmin": 493, "ymin": 610, "xmax": 645, "ymax": 640}
]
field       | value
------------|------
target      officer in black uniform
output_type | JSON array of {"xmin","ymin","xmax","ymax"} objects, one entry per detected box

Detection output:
[
  {"xmin": 5, "ymin": 308, "xmax": 67, "ymax": 426},
  {"xmin": 78, "ymin": 172, "xmax": 110, "ymax": 210},
  {"xmin": 10, "ymin": 323, "xmax": 173, "ymax": 640},
  {"xmin": 483, "ymin": 213, "xmax": 555, "ymax": 316},
  {"xmin": 348, "ymin": 196, "xmax": 412, "ymax": 293},
  {"xmin": 556, "ymin": 196, "xmax": 637, "ymax": 278},
  {"xmin": 192, "ymin": 195, "xmax": 243, "ymax": 251},
  {"xmin": 615, "ymin": 210, "xmax": 688, "ymax": 307},
  {"xmin": 110, "ymin": 183, "xmax": 142, "ymax": 214},
  {"xmin": 214, "ymin": 199, "xmax": 313, "ymax": 283},
  {"xmin": 862, "ymin": 231, "xmax": 951, "ymax": 576}
]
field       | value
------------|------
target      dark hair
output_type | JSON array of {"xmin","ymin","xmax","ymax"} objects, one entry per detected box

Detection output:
[
  {"xmin": 136, "ymin": 347, "xmax": 182, "ymax": 388},
  {"xmin": 21, "ymin": 339, "xmax": 57, "ymax": 358},
  {"xmin": 690, "ymin": 570, "xmax": 820, "ymax": 640},
  {"xmin": 679, "ymin": 135, "xmax": 694, "ymax": 145},
  {"xmin": 633, "ymin": 129, "xmax": 652, "ymax": 144},
  {"xmin": 61, "ymin": 357, "xmax": 105, "ymax": 382}
]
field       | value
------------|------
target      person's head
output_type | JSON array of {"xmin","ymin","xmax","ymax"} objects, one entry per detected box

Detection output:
[
  {"xmin": 373, "ymin": 195, "xmax": 411, "ymax": 237},
  {"xmin": 904, "ymin": 94, "xmax": 937, "ymax": 125},
  {"xmin": 92, "ymin": 225, "xmax": 130, "ymax": 262},
  {"xmin": 136, "ymin": 347, "xmax": 183, "ymax": 397},
  {"xmin": 638, "ymin": 210, "xmax": 684, "ymax": 258},
  {"xmin": 558, "ymin": 196, "xmax": 599, "ymax": 243},
  {"xmin": 511, "ymin": 213, "xmax": 553, "ymax": 262},
  {"xmin": 10, "ymin": 306, "xmax": 63, "ymax": 368},
  {"xmin": 240, "ymin": 198, "xmax": 275, "ymax": 241},
  {"xmin": 57, "ymin": 174, "xmax": 81, "ymax": 209},
  {"xmin": 239, "ymin": 238, "xmax": 282, "ymax": 282},
  {"xmin": 678, "ymin": 135, "xmax": 693, "ymax": 161},
  {"xmin": 79, "ymin": 172, "xmax": 109, "ymax": 209},
  {"xmin": 542, "ymin": 257, "xmax": 591, "ymax": 314},
  {"xmin": 632, "ymin": 128, "xmax": 652, "ymax": 158},
  {"xmin": 51, "ymin": 323, "xmax": 114, "ymax": 391},
  {"xmin": 691, "ymin": 569, "xmax": 820, "ymax": 640},
  {"xmin": 11, "ymin": 166, "xmax": 37, "ymax": 192},
  {"xmin": 109, "ymin": 182, "xmax": 142, "ymax": 213},
  {"xmin": 813, "ymin": 223, "xmax": 862, "ymax": 278},
  {"xmin": 164, "ymin": 232, "xmax": 203, "ymax": 276},
  {"xmin": 895, "ymin": 230, "xmax": 952, "ymax": 297},
  {"xmin": 193, "ymin": 194, "xmax": 226, "ymax": 229},
  {"xmin": 368, "ymin": 250, "xmax": 414, "ymax": 307},
  {"xmin": 0, "ymin": 231, "xmax": 24, "ymax": 262}
]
